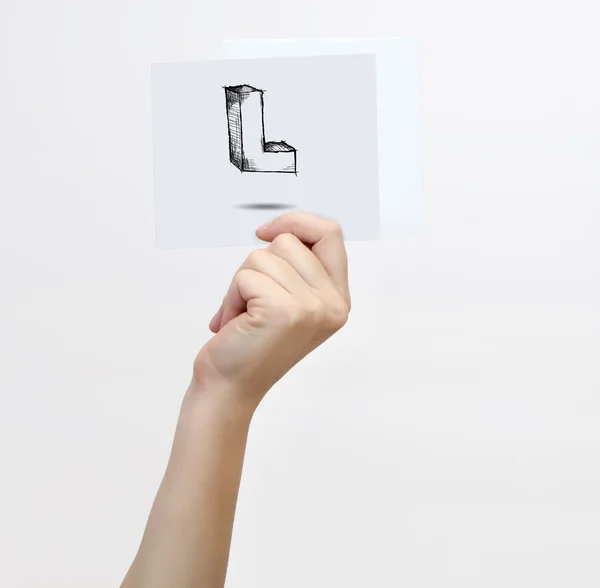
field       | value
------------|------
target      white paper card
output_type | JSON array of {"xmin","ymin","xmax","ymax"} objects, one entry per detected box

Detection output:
[{"xmin": 151, "ymin": 55, "xmax": 380, "ymax": 249}]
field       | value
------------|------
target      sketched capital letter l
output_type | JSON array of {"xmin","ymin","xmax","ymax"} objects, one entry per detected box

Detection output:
[{"xmin": 225, "ymin": 85, "xmax": 297, "ymax": 174}]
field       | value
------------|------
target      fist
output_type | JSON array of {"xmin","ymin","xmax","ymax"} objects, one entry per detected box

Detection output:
[{"xmin": 192, "ymin": 213, "xmax": 351, "ymax": 409}]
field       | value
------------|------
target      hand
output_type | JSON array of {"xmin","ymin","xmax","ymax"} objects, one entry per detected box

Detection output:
[{"xmin": 192, "ymin": 213, "xmax": 351, "ymax": 410}]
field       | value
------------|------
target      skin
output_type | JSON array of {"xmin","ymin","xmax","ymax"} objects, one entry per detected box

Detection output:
[{"xmin": 121, "ymin": 212, "xmax": 351, "ymax": 588}]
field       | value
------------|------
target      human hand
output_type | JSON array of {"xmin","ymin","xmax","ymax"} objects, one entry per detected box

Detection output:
[{"xmin": 192, "ymin": 213, "xmax": 351, "ymax": 411}]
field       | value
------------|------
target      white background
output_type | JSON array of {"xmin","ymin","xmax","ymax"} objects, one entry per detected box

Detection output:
[{"xmin": 1, "ymin": 1, "xmax": 599, "ymax": 587}]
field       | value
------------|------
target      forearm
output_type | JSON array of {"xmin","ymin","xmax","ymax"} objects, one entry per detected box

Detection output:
[{"xmin": 121, "ymin": 382, "xmax": 255, "ymax": 588}]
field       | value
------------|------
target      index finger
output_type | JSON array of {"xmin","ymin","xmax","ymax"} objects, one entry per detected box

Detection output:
[{"xmin": 256, "ymin": 212, "xmax": 350, "ymax": 306}]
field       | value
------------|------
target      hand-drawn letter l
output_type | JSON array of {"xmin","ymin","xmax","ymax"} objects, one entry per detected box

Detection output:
[{"xmin": 224, "ymin": 85, "xmax": 297, "ymax": 174}]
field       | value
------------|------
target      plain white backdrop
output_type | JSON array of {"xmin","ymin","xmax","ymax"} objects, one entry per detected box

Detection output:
[{"xmin": 0, "ymin": 1, "xmax": 599, "ymax": 587}]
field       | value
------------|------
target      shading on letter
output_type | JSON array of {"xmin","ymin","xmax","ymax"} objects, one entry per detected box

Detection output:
[{"xmin": 225, "ymin": 85, "xmax": 297, "ymax": 174}]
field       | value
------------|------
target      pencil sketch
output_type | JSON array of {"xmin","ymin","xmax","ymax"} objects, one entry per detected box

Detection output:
[{"xmin": 224, "ymin": 84, "xmax": 297, "ymax": 174}]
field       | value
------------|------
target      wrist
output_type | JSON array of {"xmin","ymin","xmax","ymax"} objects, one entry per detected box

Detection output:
[{"xmin": 184, "ymin": 377, "xmax": 258, "ymax": 427}]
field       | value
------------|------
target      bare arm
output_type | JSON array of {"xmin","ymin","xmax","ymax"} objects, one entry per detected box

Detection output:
[
  {"xmin": 120, "ymin": 213, "xmax": 350, "ymax": 588},
  {"xmin": 121, "ymin": 384, "xmax": 253, "ymax": 588}
]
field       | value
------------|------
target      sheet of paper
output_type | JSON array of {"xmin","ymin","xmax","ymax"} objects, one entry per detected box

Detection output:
[
  {"xmin": 151, "ymin": 54, "xmax": 380, "ymax": 249},
  {"xmin": 223, "ymin": 38, "xmax": 423, "ymax": 238}
]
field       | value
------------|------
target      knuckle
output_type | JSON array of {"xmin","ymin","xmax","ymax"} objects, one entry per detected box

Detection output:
[
  {"xmin": 277, "ymin": 299, "xmax": 304, "ymax": 326},
  {"xmin": 246, "ymin": 248, "xmax": 268, "ymax": 267},
  {"xmin": 236, "ymin": 267, "xmax": 255, "ymax": 284},
  {"xmin": 273, "ymin": 293, "xmax": 350, "ymax": 332},
  {"xmin": 301, "ymin": 296, "xmax": 350, "ymax": 331},
  {"xmin": 326, "ymin": 220, "xmax": 343, "ymax": 237},
  {"xmin": 324, "ymin": 298, "xmax": 350, "ymax": 330},
  {"xmin": 272, "ymin": 232, "xmax": 299, "ymax": 249},
  {"xmin": 344, "ymin": 294, "xmax": 352, "ymax": 313},
  {"xmin": 302, "ymin": 297, "xmax": 326, "ymax": 325}
]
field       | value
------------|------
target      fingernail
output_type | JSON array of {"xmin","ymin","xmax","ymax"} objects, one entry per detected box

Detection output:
[{"xmin": 257, "ymin": 221, "xmax": 272, "ymax": 232}]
